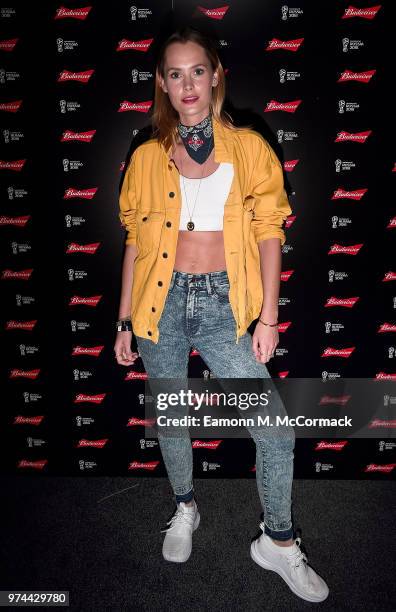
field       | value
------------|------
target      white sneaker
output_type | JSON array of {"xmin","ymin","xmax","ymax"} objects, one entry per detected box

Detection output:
[
  {"xmin": 250, "ymin": 522, "xmax": 329, "ymax": 603},
  {"xmin": 160, "ymin": 500, "xmax": 200, "ymax": 563}
]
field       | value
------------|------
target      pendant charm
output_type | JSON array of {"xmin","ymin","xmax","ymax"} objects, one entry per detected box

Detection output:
[{"xmin": 187, "ymin": 221, "xmax": 195, "ymax": 231}]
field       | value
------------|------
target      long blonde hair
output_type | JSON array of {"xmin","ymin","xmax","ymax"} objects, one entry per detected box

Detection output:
[{"xmin": 151, "ymin": 26, "xmax": 252, "ymax": 153}]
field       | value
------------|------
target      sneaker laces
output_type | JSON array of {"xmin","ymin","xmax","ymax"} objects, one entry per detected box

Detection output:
[
  {"xmin": 160, "ymin": 504, "xmax": 195, "ymax": 533},
  {"xmin": 259, "ymin": 521, "xmax": 308, "ymax": 570}
]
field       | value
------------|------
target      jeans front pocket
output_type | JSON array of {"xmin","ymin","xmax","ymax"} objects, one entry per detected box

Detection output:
[{"xmin": 212, "ymin": 280, "xmax": 231, "ymax": 304}]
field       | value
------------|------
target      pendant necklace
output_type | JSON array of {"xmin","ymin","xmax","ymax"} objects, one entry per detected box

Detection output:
[{"xmin": 179, "ymin": 136, "xmax": 213, "ymax": 231}]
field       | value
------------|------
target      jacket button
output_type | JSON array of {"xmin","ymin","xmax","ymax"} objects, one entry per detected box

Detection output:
[
  {"xmin": 147, "ymin": 330, "xmax": 152, "ymax": 336},
  {"xmin": 158, "ymin": 280, "xmax": 163, "ymax": 286},
  {"xmin": 166, "ymin": 221, "xmax": 172, "ymax": 227},
  {"xmin": 162, "ymin": 252, "xmax": 168, "ymax": 258},
  {"xmin": 169, "ymin": 192, "xmax": 175, "ymax": 198},
  {"xmin": 142, "ymin": 216, "xmax": 147, "ymax": 221},
  {"xmin": 151, "ymin": 307, "xmax": 156, "ymax": 312}
]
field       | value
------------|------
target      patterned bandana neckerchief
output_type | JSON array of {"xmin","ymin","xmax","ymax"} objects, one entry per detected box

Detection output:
[{"xmin": 176, "ymin": 112, "xmax": 214, "ymax": 165}]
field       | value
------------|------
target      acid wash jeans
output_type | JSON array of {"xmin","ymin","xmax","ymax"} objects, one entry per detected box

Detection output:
[{"xmin": 135, "ymin": 270, "xmax": 296, "ymax": 541}]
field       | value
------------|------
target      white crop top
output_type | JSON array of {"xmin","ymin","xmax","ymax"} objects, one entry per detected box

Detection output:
[{"xmin": 179, "ymin": 162, "xmax": 234, "ymax": 231}]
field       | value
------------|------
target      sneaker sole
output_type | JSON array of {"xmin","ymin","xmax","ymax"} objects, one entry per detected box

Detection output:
[
  {"xmin": 162, "ymin": 511, "xmax": 201, "ymax": 563},
  {"xmin": 250, "ymin": 539, "xmax": 329, "ymax": 603}
]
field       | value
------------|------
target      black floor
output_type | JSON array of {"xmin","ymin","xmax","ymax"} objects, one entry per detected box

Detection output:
[{"xmin": 1, "ymin": 477, "xmax": 395, "ymax": 611}]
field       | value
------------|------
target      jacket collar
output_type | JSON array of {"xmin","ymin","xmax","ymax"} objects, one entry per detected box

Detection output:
[{"xmin": 164, "ymin": 113, "xmax": 234, "ymax": 166}]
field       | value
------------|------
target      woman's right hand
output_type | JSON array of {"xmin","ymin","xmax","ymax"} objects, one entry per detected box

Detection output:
[{"xmin": 114, "ymin": 331, "xmax": 139, "ymax": 366}]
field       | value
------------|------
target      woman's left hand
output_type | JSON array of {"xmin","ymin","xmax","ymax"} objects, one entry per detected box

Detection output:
[{"xmin": 252, "ymin": 322, "xmax": 278, "ymax": 364}]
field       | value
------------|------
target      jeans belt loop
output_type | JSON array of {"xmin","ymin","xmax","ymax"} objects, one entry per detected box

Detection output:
[{"xmin": 205, "ymin": 274, "xmax": 213, "ymax": 295}]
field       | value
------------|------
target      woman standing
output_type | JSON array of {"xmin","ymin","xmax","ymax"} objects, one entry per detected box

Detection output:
[{"xmin": 115, "ymin": 26, "xmax": 328, "ymax": 603}]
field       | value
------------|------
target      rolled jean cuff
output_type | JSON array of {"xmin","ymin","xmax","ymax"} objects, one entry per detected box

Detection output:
[
  {"xmin": 175, "ymin": 488, "xmax": 194, "ymax": 503},
  {"xmin": 264, "ymin": 522, "xmax": 295, "ymax": 541}
]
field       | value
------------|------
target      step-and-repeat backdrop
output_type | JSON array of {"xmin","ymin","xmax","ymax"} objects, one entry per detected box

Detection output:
[{"xmin": 1, "ymin": 1, "xmax": 395, "ymax": 479}]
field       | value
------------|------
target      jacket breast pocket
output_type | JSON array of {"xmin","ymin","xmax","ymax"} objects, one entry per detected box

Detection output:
[{"xmin": 136, "ymin": 211, "xmax": 164, "ymax": 255}]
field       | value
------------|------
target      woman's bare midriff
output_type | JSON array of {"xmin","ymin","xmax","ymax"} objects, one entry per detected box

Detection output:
[{"xmin": 171, "ymin": 140, "xmax": 227, "ymax": 273}]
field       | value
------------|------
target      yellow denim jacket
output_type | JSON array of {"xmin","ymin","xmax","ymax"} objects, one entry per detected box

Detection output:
[{"xmin": 119, "ymin": 114, "xmax": 292, "ymax": 344}]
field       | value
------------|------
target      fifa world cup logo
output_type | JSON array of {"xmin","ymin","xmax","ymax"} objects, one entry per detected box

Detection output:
[
  {"xmin": 3, "ymin": 129, "xmax": 10, "ymax": 143},
  {"xmin": 322, "ymin": 371, "xmax": 328, "ymax": 381},
  {"xmin": 281, "ymin": 6, "xmax": 288, "ymax": 20},
  {"xmin": 63, "ymin": 159, "xmax": 69, "ymax": 172},
  {"xmin": 203, "ymin": 461, "xmax": 208, "ymax": 472},
  {"xmin": 132, "ymin": 69, "xmax": 138, "ymax": 83},
  {"xmin": 68, "ymin": 269, "xmax": 74, "ymax": 281},
  {"xmin": 71, "ymin": 320, "xmax": 77, "ymax": 332},
  {"xmin": 277, "ymin": 130, "xmax": 284, "ymax": 143},
  {"xmin": 342, "ymin": 38, "xmax": 349, "ymax": 53},
  {"xmin": 335, "ymin": 159, "xmax": 342, "ymax": 173},
  {"xmin": 130, "ymin": 6, "xmax": 137, "ymax": 20},
  {"xmin": 57, "ymin": 38, "xmax": 64, "ymax": 53},
  {"xmin": 0, "ymin": 68, "xmax": 5, "ymax": 84},
  {"xmin": 60, "ymin": 99, "xmax": 67, "ymax": 113},
  {"xmin": 279, "ymin": 68, "xmax": 286, "ymax": 84},
  {"xmin": 328, "ymin": 270, "xmax": 335, "ymax": 283},
  {"xmin": 325, "ymin": 322, "xmax": 331, "ymax": 334},
  {"xmin": 332, "ymin": 216, "xmax": 338, "ymax": 228},
  {"xmin": 338, "ymin": 100, "xmax": 345, "ymax": 114},
  {"xmin": 65, "ymin": 214, "xmax": 72, "ymax": 228}
]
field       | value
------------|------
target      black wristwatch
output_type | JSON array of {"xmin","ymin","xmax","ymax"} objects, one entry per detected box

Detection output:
[{"xmin": 116, "ymin": 318, "xmax": 132, "ymax": 332}]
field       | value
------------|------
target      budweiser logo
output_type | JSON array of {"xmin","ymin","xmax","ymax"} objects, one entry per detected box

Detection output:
[
  {"xmin": 337, "ymin": 69, "xmax": 376, "ymax": 83},
  {"xmin": 192, "ymin": 440, "xmax": 223, "ymax": 449},
  {"xmin": 278, "ymin": 321, "xmax": 291, "ymax": 333},
  {"xmin": 328, "ymin": 244, "xmax": 363, "ymax": 255},
  {"xmin": 0, "ymin": 100, "xmax": 22, "ymax": 112},
  {"xmin": 6, "ymin": 320, "xmax": 37, "ymax": 330},
  {"xmin": 76, "ymin": 439, "xmax": 108, "ymax": 447},
  {"xmin": 69, "ymin": 295, "xmax": 102, "ymax": 306},
  {"xmin": 266, "ymin": 38, "xmax": 304, "ymax": 51},
  {"xmin": 10, "ymin": 369, "xmax": 40, "ymax": 378},
  {"xmin": 197, "ymin": 5, "xmax": 230, "ymax": 19},
  {"xmin": 129, "ymin": 460, "xmax": 160, "ymax": 471},
  {"xmin": 0, "ymin": 38, "xmax": 18, "ymax": 51},
  {"xmin": 342, "ymin": 5, "xmax": 382, "ymax": 20},
  {"xmin": 321, "ymin": 347, "xmax": 355, "ymax": 357},
  {"xmin": 265, "ymin": 100, "xmax": 302, "ymax": 113},
  {"xmin": 331, "ymin": 188, "xmax": 367, "ymax": 200},
  {"xmin": 335, "ymin": 130, "xmax": 372, "ymax": 143},
  {"xmin": 2, "ymin": 269, "xmax": 33, "ymax": 279},
  {"xmin": 375, "ymin": 372, "xmax": 396, "ymax": 380},
  {"xmin": 18, "ymin": 460, "xmax": 47, "ymax": 469},
  {"xmin": 382, "ymin": 272, "xmax": 396, "ymax": 282},
  {"xmin": 315, "ymin": 441, "xmax": 348, "ymax": 450},
  {"xmin": 126, "ymin": 372, "xmax": 148, "ymax": 380},
  {"xmin": 0, "ymin": 159, "xmax": 26, "ymax": 170},
  {"xmin": 368, "ymin": 419, "xmax": 396, "ymax": 428},
  {"xmin": 281, "ymin": 270, "xmax": 294, "ymax": 281},
  {"xmin": 0, "ymin": 216, "xmax": 31, "ymax": 226},
  {"xmin": 378, "ymin": 323, "xmax": 396, "ymax": 333},
  {"xmin": 387, "ymin": 216, "xmax": 396, "ymax": 228},
  {"xmin": 60, "ymin": 130, "xmax": 96, "ymax": 142},
  {"xmin": 127, "ymin": 417, "xmax": 156, "ymax": 426},
  {"xmin": 14, "ymin": 416, "xmax": 44, "ymax": 425},
  {"xmin": 74, "ymin": 394, "xmax": 106, "ymax": 403},
  {"xmin": 116, "ymin": 38, "xmax": 153, "ymax": 51},
  {"xmin": 325, "ymin": 297, "xmax": 359, "ymax": 307},
  {"xmin": 364, "ymin": 463, "xmax": 396, "ymax": 473},
  {"xmin": 66, "ymin": 243, "xmax": 100, "ymax": 254},
  {"xmin": 71, "ymin": 346, "xmax": 104, "ymax": 357},
  {"xmin": 57, "ymin": 69, "xmax": 94, "ymax": 82},
  {"xmin": 118, "ymin": 100, "xmax": 152, "ymax": 113},
  {"xmin": 319, "ymin": 395, "xmax": 351, "ymax": 405},
  {"xmin": 63, "ymin": 187, "xmax": 98, "ymax": 199},
  {"xmin": 283, "ymin": 159, "xmax": 299, "ymax": 172},
  {"xmin": 54, "ymin": 7, "xmax": 92, "ymax": 20}
]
